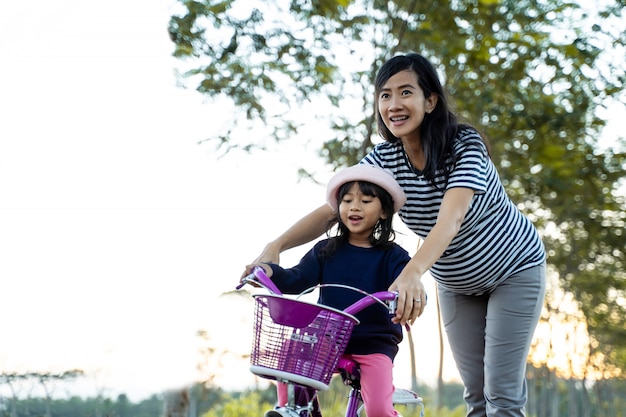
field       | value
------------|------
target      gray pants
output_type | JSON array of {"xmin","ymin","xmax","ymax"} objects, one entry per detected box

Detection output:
[{"xmin": 438, "ymin": 263, "xmax": 546, "ymax": 417}]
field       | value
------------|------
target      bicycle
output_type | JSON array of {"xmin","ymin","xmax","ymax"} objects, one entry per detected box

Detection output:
[{"xmin": 237, "ymin": 267, "xmax": 425, "ymax": 417}]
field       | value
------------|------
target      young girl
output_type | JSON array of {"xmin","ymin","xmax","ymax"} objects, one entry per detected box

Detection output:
[{"xmin": 247, "ymin": 164, "xmax": 411, "ymax": 417}]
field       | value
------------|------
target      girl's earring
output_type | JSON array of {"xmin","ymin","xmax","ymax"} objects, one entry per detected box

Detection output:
[{"xmin": 373, "ymin": 220, "xmax": 382, "ymax": 239}]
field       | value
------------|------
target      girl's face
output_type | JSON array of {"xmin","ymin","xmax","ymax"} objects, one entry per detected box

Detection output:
[
  {"xmin": 377, "ymin": 69, "xmax": 437, "ymax": 143},
  {"xmin": 338, "ymin": 183, "xmax": 387, "ymax": 246}
]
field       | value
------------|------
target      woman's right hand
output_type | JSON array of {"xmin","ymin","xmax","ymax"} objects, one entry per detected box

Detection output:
[
  {"xmin": 253, "ymin": 241, "xmax": 281, "ymax": 264},
  {"xmin": 241, "ymin": 204, "xmax": 334, "ymax": 278},
  {"xmin": 242, "ymin": 242, "xmax": 281, "ymax": 278}
]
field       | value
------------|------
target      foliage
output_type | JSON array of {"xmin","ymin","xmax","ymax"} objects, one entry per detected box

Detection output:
[
  {"xmin": 0, "ymin": 379, "xmax": 238, "ymax": 417},
  {"xmin": 209, "ymin": 376, "xmax": 626, "ymax": 417},
  {"xmin": 0, "ymin": 394, "xmax": 162, "ymax": 417},
  {"xmin": 201, "ymin": 389, "xmax": 275, "ymax": 417},
  {"xmin": 168, "ymin": 0, "xmax": 626, "ymax": 374},
  {"xmin": 426, "ymin": 405, "xmax": 468, "ymax": 417},
  {"xmin": 527, "ymin": 364, "xmax": 626, "ymax": 417},
  {"xmin": 199, "ymin": 378, "xmax": 465, "ymax": 417},
  {"xmin": 2, "ymin": 377, "xmax": 625, "ymax": 417}
]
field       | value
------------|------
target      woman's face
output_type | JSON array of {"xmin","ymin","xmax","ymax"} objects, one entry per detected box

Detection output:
[{"xmin": 377, "ymin": 69, "xmax": 436, "ymax": 143}]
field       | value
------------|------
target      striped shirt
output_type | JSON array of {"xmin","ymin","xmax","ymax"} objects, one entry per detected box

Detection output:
[{"xmin": 361, "ymin": 128, "xmax": 546, "ymax": 295}]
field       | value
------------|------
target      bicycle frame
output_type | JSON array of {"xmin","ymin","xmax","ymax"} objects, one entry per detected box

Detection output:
[{"xmin": 239, "ymin": 267, "xmax": 424, "ymax": 417}]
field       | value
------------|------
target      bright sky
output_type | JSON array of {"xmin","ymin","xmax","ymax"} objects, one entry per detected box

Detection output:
[{"xmin": 0, "ymin": 0, "xmax": 622, "ymax": 403}]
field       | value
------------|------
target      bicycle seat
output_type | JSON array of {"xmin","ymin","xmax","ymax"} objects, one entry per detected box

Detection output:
[
  {"xmin": 392, "ymin": 388, "xmax": 423, "ymax": 405},
  {"xmin": 265, "ymin": 409, "xmax": 300, "ymax": 417}
]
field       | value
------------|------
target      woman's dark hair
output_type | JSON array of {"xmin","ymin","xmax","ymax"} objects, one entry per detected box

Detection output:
[
  {"xmin": 375, "ymin": 53, "xmax": 487, "ymax": 183},
  {"xmin": 321, "ymin": 180, "xmax": 396, "ymax": 258}
]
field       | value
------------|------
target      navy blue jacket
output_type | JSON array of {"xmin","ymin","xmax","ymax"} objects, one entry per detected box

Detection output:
[{"xmin": 268, "ymin": 239, "xmax": 410, "ymax": 360}]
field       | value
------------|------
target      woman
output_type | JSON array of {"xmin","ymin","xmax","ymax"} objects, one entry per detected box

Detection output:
[{"xmin": 249, "ymin": 53, "xmax": 546, "ymax": 417}]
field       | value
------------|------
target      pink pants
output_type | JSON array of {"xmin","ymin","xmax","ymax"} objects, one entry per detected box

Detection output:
[{"xmin": 277, "ymin": 353, "xmax": 398, "ymax": 417}]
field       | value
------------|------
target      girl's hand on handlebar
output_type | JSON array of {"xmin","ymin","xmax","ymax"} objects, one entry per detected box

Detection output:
[
  {"xmin": 240, "ymin": 263, "xmax": 273, "ymax": 287},
  {"xmin": 238, "ymin": 265, "xmax": 283, "ymax": 295}
]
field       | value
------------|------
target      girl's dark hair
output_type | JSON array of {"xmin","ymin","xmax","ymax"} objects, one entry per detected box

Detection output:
[
  {"xmin": 321, "ymin": 180, "xmax": 396, "ymax": 258},
  {"xmin": 375, "ymin": 53, "xmax": 488, "ymax": 184}
]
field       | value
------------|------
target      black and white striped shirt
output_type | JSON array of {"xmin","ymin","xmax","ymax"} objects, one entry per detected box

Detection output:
[{"xmin": 361, "ymin": 128, "xmax": 546, "ymax": 295}]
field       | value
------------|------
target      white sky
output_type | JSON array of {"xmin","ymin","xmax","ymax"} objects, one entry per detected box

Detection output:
[{"xmin": 0, "ymin": 0, "xmax": 622, "ymax": 403}]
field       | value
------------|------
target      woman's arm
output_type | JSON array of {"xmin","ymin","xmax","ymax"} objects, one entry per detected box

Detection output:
[
  {"xmin": 248, "ymin": 204, "xmax": 335, "ymax": 266},
  {"xmin": 389, "ymin": 187, "xmax": 475, "ymax": 324}
]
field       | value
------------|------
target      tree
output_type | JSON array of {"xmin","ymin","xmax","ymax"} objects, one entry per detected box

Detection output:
[
  {"xmin": 34, "ymin": 370, "xmax": 84, "ymax": 417},
  {"xmin": 168, "ymin": 0, "xmax": 626, "ymax": 374},
  {"xmin": 0, "ymin": 370, "xmax": 84, "ymax": 417}
]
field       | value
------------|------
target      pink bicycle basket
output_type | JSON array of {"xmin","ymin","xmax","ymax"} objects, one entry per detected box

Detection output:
[{"xmin": 250, "ymin": 294, "xmax": 359, "ymax": 390}]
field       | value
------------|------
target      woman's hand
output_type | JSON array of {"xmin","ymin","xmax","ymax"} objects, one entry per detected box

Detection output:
[
  {"xmin": 241, "ymin": 242, "xmax": 281, "ymax": 279},
  {"xmin": 241, "ymin": 204, "xmax": 334, "ymax": 278},
  {"xmin": 253, "ymin": 241, "xmax": 281, "ymax": 264},
  {"xmin": 388, "ymin": 264, "xmax": 427, "ymax": 325}
]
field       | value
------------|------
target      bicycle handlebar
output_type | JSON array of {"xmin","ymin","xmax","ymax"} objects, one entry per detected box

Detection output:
[
  {"xmin": 343, "ymin": 290, "xmax": 397, "ymax": 315},
  {"xmin": 237, "ymin": 266, "xmax": 283, "ymax": 295},
  {"xmin": 237, "ymin": 267, "xmax": 398, "ymax": 315}
]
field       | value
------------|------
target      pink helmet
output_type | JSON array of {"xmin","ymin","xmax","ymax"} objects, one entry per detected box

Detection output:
[{"xmin": 326, "ymin": 164, "xmax": 406, "ymax": 213}]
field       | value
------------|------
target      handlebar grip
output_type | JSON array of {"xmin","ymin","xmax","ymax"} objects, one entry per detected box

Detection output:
[
  {"xmin": 237, "ymin": 267, "xmax": 283, "ymax": 295},
  {"xmin": 235, "ymin": 279, "xmax": 250, "ymax": 291},
  {"xmin": 343, "ymin": 291, "xmax": 398, "ymax": 315},
  {"xmin": 252, "ymin": 267, "xmax": 283, "ymax": 295}
]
